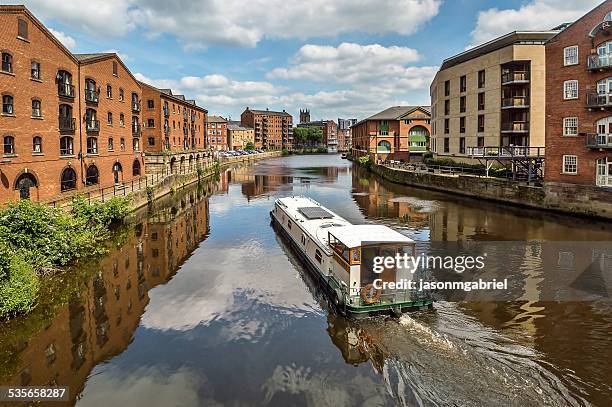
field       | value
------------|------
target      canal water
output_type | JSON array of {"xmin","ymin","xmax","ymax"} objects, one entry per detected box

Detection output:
[{"xmin": 0, "ymin": 154, "xmax": 610, "ymax": 406}]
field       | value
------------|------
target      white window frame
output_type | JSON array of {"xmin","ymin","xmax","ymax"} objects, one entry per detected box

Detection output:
[
  {"xmin": 563, "ymin": 45, "xmax": 579, "ymax": 66},
  {"xmin": 562, "ymin": 155, "xmax": 578, "ymax": 174},
  {"xmin": 563, "ymin": 117, "xmax": 578, "ymax": 136},
  {"xmin": 563, "ymin": 80, "xmax": 578, "ymax": 100}
]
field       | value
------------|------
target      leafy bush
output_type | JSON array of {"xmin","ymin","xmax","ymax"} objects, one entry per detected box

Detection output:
[
  {"xmin": 72, "ymin": 195, "xmax": 130, "ymax": 227},
  {"xmin": 424, "ymin": 157, "xmax": 484, "ymax": 170},
  {"xmin": 281, "ymin": 148, "xmax": 290, "ymax": 156},
  {"xmin": 0, "ymin": 250, "xmax": 39, "ymax": 318},
  {"xmin": 245, "ymin": 142, "xmax": 255, "ymax": 151},
  {"xmin": 357, "ymin": 156, "xmax": 371, "ymax": 168}
]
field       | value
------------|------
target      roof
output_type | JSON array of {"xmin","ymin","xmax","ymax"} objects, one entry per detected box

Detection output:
[
  {"xmin": 208, "ymin": 115, "xmax": 227, "ymax": 123},
  {"xmin": 73, "ymin": 53, "xmax": 114, "ymax": 62},
  {"xmin": 138, "ymin": 81, "xmax": 207, "ymax": 112},
  {"xmin": 353, "ymin": 106, "xmax": 431, "ymax": 127},
  {"xmin": 327, "ymin": 225, "xmax": 414, "ymax": 249},
  {"xmin": 244, "ymin": 108, "xmax": 292, "ymax": 117},
  {"xmin": 440, "ymin": 31, "xmax": 558, "ymax": 71},
  {"xmin": 227, "ymin": 122, "xmax": 253, "ymax": 131}
]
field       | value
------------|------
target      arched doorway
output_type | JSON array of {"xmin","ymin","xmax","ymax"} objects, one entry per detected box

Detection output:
[
  {"xmin": 188, "ymin": 155, "xmax": 193, "ymax": 172},
  {"xmin": 60, "ymin": 167, "xmax": 77, "ymax": 192},
  {"xmin": 180, "ymin": 156, "xmax": 185, "ymax": 174},
  {"xmin": 112, "ymin": 162, "xmax": 123, "ymax": 184},
  {"xmin": 377, "ymin": 140, "xmax": 391, "ymax": 152},
  {"xmin": 86, "ymin": 164, "xmax": 99, "ymax": 185},
  {"xmin": 170, "ymin": 157, "xmax": 176, "ymax": 174},
  {"xmin": 15, "ymin": 172, "xmax": 37, "ymax": 199},
  {"xmin": 132, "ymin": 159, "xmax": 141, "ymax": 176}
]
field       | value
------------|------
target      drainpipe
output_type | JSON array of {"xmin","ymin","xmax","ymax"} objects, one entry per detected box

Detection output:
[{"xmin": 77, "ymin": 63, "xmax": 84, "ymax": 186}]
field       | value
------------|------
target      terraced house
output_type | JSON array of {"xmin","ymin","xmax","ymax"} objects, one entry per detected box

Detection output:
[
  {"xmin": 545, "ymin": 0, "xmax": 612, "ymax": 189},
  {"xmin": 351, "ymin": 106, "xmax": 431, "ymax": 162},
  {"xmin": 0, "ymin": 5, "xmax": 143, "ymax": 204}
]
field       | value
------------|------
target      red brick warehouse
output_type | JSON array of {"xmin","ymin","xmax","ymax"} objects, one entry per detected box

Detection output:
[
  {"xmin": 545, "ymin": 0, "xmax": 612, "ymax": 188},
  {"xmin": 0, "ymin": 5, "xmax": 144, "ymax": 204}
]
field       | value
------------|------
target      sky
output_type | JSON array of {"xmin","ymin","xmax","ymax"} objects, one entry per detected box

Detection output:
[{"xmin": 14, "ymin": 0, "xmax": 602, "ymax": 121}]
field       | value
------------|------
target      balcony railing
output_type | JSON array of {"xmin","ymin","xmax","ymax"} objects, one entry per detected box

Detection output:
[
  {"xmin": 132, "ymin": 101, "xmax": 141, "ymax": 112},
  {"xmin": 586, "ymin": 92, "xmax": 612, "ymax": 108},
  {"xmin": 587, "ymin": 54, "xmax": 612, "ymax": 71},
  {"xmin": 164, "ymin": 126, "xmax": 170, "ymax": 136},
  {"xmin": 163, "ymin": 107, "xmax": 169, "ymax": 117},
  {"xmin": 59, "ymin": 116, "xmax": 75, "ymax": 132},
  {"xmin": 501, "ymin": 121, "xmax": 530, "ymax": 132},
  {"xmin": 132, "ymin": 123, "xmax": 141, "ymax": 136},
  {"xmin": 586, "ymin": 133, "xmax": 612, "ymax": 148},
  {"xmin": 501, "ymin": 71, "xmax": 530, "ymax": 85},
  {"xmin": 468, "ymin": 146, "xmax": 544, "ymax": 158},
  {"xmin": 85, "ymin": 89, "xmax": 99, "ymax": 103},
  {"xmin": 86, "ymin": 119, "xmax": 100, "ymax": 132},
  {"xmin": 58, "ymin": 83, "xmax": 75, "ymax": 98},
  {"xmin": 502, "ymin": 97, "xmax": 529, "ymax": 108}
]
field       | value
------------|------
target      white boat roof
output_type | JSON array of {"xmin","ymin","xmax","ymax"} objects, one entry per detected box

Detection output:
[
  {"xmin": 275, "ymin": 196, "xmax": 414, "ymax": 250},
  {"xmin": 327, "ymin": 225, "xmax": 414, "ymax": 249}
]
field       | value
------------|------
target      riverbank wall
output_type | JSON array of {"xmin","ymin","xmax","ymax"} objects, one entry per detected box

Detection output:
[{"xmin": 362, "ymin": 161, "xmax": 612, "ymax": 220}]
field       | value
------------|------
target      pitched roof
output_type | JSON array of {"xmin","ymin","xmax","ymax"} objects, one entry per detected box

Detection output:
[
  {"xmin": 208, "ymin": 115, "xmax": 227, "ymax": 123},
  {"xmin": 138, "ymin": 81, "xmax": 207, "ymax": 112},
  {"xmin": 228, "ymin": 121, "xmax": 253, "ymax": 131},
  {"xmin": 353, "ymin": 106, "xmax": 430, "ymax": 127},
  {"xmin": 73, "ymin": 53, "xmax": 114, "ymax": 62},
  {"xmin": 244, "ymin": 108, "xmax": 292, "ymax": 117}
]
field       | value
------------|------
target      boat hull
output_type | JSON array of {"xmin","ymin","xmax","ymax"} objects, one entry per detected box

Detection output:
[{"xmin": 270, "ymin": 211, "xmax": 433, "ymax": 318}]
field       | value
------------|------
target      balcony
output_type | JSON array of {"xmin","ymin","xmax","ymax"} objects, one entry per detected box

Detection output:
[
  {"xmin": 191, "ymin": 113, "xmax": 196, "ymax": 122},
  {"xmin": 86, "ymin": 119, "xmax": 100, "ymax": 133},
  {"xmin": 586, "ymin": 133, "xmax": 612, "ymax": 148},
  {"xmin": 164, "ymin": 126, "xmax": 170, "ymax": 136},
  {"xmin": 190, "ymin": 127, "xmax": 196, "ymax": 136},
  {"xmin": 163, "ymin": 107, "xmax": 170, "ymax": 118},
  {"xmin": 85, "ymin": 89, "xmax": 99, "ymax": 103},
  {"xmin": 132, "ymin": 123, "xmax": 141, "ymax": 136},
  {"xmin": 501, "ymin": 71, "xmax": 530, "ymax": 85},
  {"xmin": 586, "ymin": 92, "xmax": 612, "ymax": 109},
  {"xmin": 59, "ymin": 116, "xmax": 75, "ymax": 132},
  {"xmin": 502, "ymin": 96, "xmax": 529, "ymax": 109},
  {"xmin": 587, "ymin": 54, "xmax": 612, "ymax": 71},
  {"xmin": 501, "ymin": 121, "xmax": 530, "ymax": 133},
  {"xmin": 58, "ymin": 83, "xmax": 75, "ymax": 98},
  {"xmin": 132, "ymin": 101, "xmax": 141, "ymax": 112}
]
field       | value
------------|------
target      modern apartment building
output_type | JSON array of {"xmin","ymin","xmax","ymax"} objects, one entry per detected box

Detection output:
[
  {"xmin": 296, "ymin": 120, "xmax": 338, "ymax": 151},
  {"xmin": 227, "ymin": 121, "xmax": 254, "ymax": 150},
  {"xmin": 430, "ymin": 31, "xmax": 557, "ymax": 161},
  {"xmin": 240, "ymin": 107, "xmax": 293, "ymax": 150},
  {"xmin": 206, "ymin": 115, "xmax": 228, "ymax": 150},
  {"xmin": 545, "ymin": 0, "xmax": 612, "ymax": 188},
  {"xmin": 0, "ymin": 5, "xmax": 144, "ymax": 204},
  {"xmin": 140, "ymin": 82, "xmax": 207, "ymax": 154},
  {"xmin": 338, "ymin": 118, "xmax": 357, "ymax": 151},
  {"xmin": 351, "ymin": 106, "xmax": 431, "ymax": 162}
]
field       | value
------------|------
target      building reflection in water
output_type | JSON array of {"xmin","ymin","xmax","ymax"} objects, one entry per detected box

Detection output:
[{"xmin": 0, "ymin": 182, "xmax": 213, "ymax": 405}]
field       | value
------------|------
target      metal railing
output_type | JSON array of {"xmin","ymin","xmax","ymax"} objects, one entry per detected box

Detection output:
[
  {"xmin": 502, "ymin": 96, "xmax": 529, "ymax": 108},
  {"xmin": 85, "ymin": 89, "xmax": 99, "ymax": 103},
  {"xmin": 59, "ymin": 116, "xmax": 76, "ymax": 132},
  {"xmin": 384, "ymin": 160, "xmax": 488, "ymax": 177},
  {"xmin": 467, "ymin": 146, "xmax": 544, "ymax": 157},
  {"xmin": 85, "ymin": 119, "xmax": 100, "ymax": 132},
  {"xmin": 132, "ymin": 123, "xmax": 141, "ymax": 136},
  {"xmin": 587, "ymin": 54, "xmax": 612, "ymax": 70},
  {"xmin": 132, "ymin": 101, "xmax": 141, "ymax": 112},
  {"xmin": 58, "ymin": 83, "xmax": 75, "ymax": 98},
  {"xmin": 586, "ymin": 133, "xmax": 612, "ymax": 148},
  {"xmin": 501, "ymin": 71, "xmax": 530, "ymax": 84},
  {"xmin": 501, "ymin": 121, "xmax": 530, "ymax": 132},
  {"xmin": 586, "ymin": 92, "xmax": 612, "ymax": 108}
]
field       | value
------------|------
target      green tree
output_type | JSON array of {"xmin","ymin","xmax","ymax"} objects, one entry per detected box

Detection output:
[
  {"xmin": 307, "ymin": 127, "xmax": 323, "ymax": 146},
  {"xmin": 245, "ymin": 142, "xmax": 255, "ymax": 150},
  {"xmin": 293, "ymin": 128, "xmax": 309, "ymax": 147}
]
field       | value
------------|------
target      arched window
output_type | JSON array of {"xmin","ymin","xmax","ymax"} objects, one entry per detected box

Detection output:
[
  {"xmin": 107, "ymin": 111, "xmax": 113, "ymax": 125},
  {"xmin": 86, "ymin": 137, "xmax": 98, "ymax": 154},
  {"xmin": 86, "ymin": 165, "xmax": 99, "ymax": 185},
  {"xmin": 85, "ymin": 108, "xmax": 98, "ymax": 132},
  {"xmin": 377, "ymin": 140, "xmax": 391, "ymax": 152},
  {"xmin": 17, "ymin": 19, "xmax": 28, "ymax": 39},
  {"xmin": 132, "ymin": 159, "xmax": 141, "ymax": 176},
  {"xmin": 108, "ymin": 137, "xmax": 114, "ymax": 151},
  {"xmin": 148, "ymin": 137, "xmax": 155, "ymax": 146},
  {"xmin": 57, "ymin": 70, "xmax": 73, "ymax": 97},
  {"xmin": 2, "ymin": 94, "xmax": 14, "ymax": 114},
  {"xmin": 120, "ymin": 137, "xmax": 125, "ymax": 151},
  {"xmin": 60, "ymin": 136, "xmax": 73, "ymax": 156},
  {"xmin": 31, "ymin": 99, "xmax": 41, "ymax": 117},
  {"xmin": 119, "ymin": 113, "xmax": 124, "ymax": 127},
  {"xmin": 119, "ymin": 88, "xmax": 124, "ymax": 102},
  {"xmin": 60, "ymin": 167, "xmax": 77, "ymax": 192},
  {"xmin": 31, "ymin": 61, "xmax": 40, "ymax": 80},
  {"xmin": 33, "ymin": 136, "xmax": 42, "ymax": 153},
  {"xmin": 3, "ymin": 135, "xmax": 15, "ymax": 155},
  {"xmin": 59, "ymin": 104, "xmax": 74, "ymax": 131},
  {"xmin": 131, "ymin": 92, "xmax": 139, "ymax": 111},
  {"xmin": 15, "ymin": 173, "xmax": 37, "ymax": 199},
  {"xmin": 106, "ymin": 84, "xmax": 112, "ymax": 99},
  {"xmin": 132, "ymin": 137, "xmax": 140, "ymax": 152},
  {"xmin": 1, "ymin": 52, "xmax": 13, "ymax": 73},
  {"xmin": 112, "ymin": 162, "xmax": 123, "ymax": 184}
]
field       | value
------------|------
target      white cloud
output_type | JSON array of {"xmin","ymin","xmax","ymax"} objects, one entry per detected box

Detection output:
[
  {"xmin": 20, "ymin": 0, "xmax": 136, "ymax": 36},
  {"xmin": 268, "ymin": 43, "xmax": 422, "ymax": 84},
  {"xmin": 470, "ymin": 0, "xmax": 601, "ymax": 46},
  {"xmin": 47, "ymin": 28, "xmax": 76, "ymax": 50},
  {"xmin": 15, "ymin": 0, "xmax": 441, "ymax": 48},
  {"xmin": 104, "ymin": 49, "xmax": 130, "ymax": 62}
]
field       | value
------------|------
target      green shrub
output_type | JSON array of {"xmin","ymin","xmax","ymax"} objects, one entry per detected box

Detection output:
[
  {"xmin": 357, "ymin": 156, "xmax": 371, "ymax": 168},
  {"xmin": 0, "ymin": 250, "xmax": 39, "ymax": 319},
  {"xmin": 281, "ymin": 148, "xmax": 290, "ymax": 156}
]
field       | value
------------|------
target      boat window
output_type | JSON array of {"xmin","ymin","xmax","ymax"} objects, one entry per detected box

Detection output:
[
  {"xmin": 288, "ymin": 220, "xmax": 292, "ymax": 230},
  {"xmin": 301, "ymin": 235, "xmax": 306, "ymax": 245},
  {"xmin": 315, "ymin": 249, "xmax": 322, "ymax": 263}
]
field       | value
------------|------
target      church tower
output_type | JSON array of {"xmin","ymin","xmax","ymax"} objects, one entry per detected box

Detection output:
[{"xmin": 299, "ymin": 109, "xmax": 310, "ymax": 123}]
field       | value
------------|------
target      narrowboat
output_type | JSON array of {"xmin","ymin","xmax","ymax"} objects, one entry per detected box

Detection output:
[
  {"xmin": 341, "ymin": 153, "xmax": 348, "ymax": 159},
  {"xmin": 270, "ymin": 196, "xmax": 433, "ymax": 317}
]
